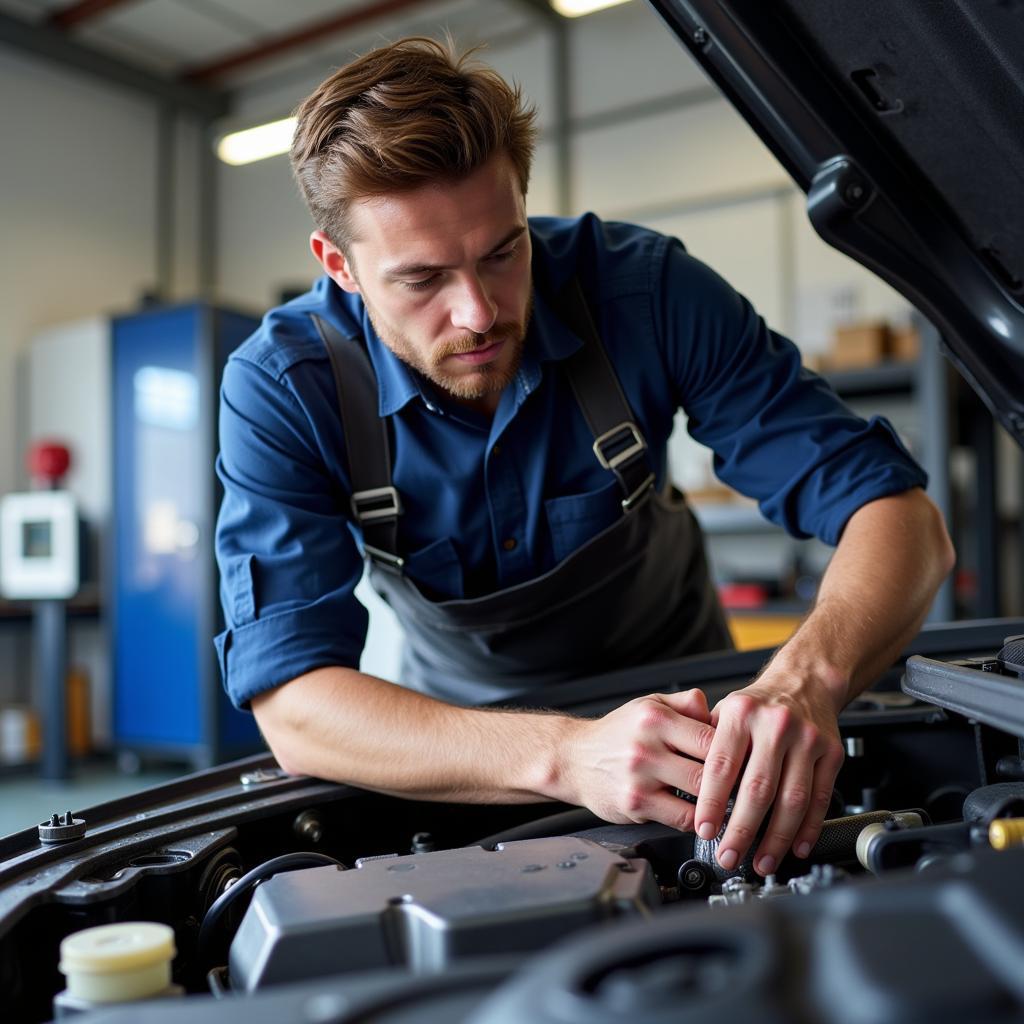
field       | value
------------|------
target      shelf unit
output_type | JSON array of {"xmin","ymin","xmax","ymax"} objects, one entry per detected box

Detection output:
[{"xmin": 692, "ymin": 316, "xmax": 961, "ymax": 622}]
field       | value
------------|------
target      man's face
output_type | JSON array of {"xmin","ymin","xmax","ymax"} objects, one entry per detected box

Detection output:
[{"xmin": 313, "ymin": 154, "xmax": 533, "ymax": 412}]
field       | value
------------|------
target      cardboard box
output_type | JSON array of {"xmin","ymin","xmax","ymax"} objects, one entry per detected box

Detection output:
[
  {"xmin": 890, "ymin": 325, "xmax": 921, "ymax": 362},
  {"xmin": 830, "ymin": 321, "xmax": 890, "ymax": 369}
]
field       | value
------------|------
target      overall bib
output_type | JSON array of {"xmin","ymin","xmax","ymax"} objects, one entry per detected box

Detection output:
[{"xmin": 313, "ymin": 280, "xmax": 732, "ymax": 706}]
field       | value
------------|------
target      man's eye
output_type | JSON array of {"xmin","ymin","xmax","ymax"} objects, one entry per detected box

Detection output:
[
  {"xmin": 403, "ymin": 275, "xmax": 439, "ymax": 291},
  {"xmin": 488, "ymin": 246, "xmax": 517, "ymax": 263}
]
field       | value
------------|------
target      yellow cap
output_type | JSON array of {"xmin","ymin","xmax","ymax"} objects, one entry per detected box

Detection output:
[{"xmin": 988, "ymin": 818, "xmax": 1024, "ymax": 851}]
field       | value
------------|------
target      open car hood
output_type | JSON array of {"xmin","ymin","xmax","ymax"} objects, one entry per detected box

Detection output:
[{"xmin": 649, "ymin": 0, "xmax": 1024, "ymax": 444}]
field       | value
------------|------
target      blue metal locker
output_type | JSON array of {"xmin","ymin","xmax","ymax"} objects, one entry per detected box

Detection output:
[{"xmin": 112, "ymin": 303, "xmax": 262, "ymax": 766}]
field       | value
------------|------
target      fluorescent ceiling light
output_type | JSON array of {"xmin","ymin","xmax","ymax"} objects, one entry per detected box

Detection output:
[
  {"xmin": 217, "ymin": 116, "xmax": 297, "ymax": 166},
  {"xmin": 551, "ymin": 0, "xmax": 632, "ymax": 16}
]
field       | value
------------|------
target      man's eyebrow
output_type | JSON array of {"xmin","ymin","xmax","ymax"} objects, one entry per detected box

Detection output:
[{"xmin": 383, "ymin": 225, "xmax": 527, "ymax": 279}]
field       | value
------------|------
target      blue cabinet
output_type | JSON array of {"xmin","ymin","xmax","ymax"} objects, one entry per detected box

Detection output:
[{"xmin": 112, "ymin": 304, "xmax": 261, "ymax": 766}]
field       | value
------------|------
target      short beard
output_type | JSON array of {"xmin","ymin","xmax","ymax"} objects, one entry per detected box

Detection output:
[{"xmin": 366, "ymin": 296, "xmax": 532, "ymax": 403}]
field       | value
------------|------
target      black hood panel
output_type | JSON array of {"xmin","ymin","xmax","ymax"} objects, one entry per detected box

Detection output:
[{"xmin": 650, "ymin": 0, "xmax": 1024, "ymax": 443}]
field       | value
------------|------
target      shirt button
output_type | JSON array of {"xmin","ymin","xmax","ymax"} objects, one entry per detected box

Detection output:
[{"xmin": 502, "ymin": 537, "xmax": 517, "ymax": 552}]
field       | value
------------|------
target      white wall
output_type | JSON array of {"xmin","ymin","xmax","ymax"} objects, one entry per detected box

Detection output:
[{"xmin": 0, "ymin": 44, "xmax": 204, "ymax": 734}]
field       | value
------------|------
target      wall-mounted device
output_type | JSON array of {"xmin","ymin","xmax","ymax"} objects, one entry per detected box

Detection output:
[{"xmin": 0, "ymin": 491, "xmax": 80, "ymax": 601}]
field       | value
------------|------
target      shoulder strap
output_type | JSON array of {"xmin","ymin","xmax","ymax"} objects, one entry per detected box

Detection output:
[
  {"xmin": 557, "ymin": 280, "xmax": 655, "ymax": 511},
  {"xmin": 311, "ymin": 314, "xmax": 404, "ymax": 572}
]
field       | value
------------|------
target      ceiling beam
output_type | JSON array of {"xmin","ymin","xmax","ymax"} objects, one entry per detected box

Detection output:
[
  {"xmin": 0, "ymin": 9, "xmax": 229, "ymax": 118},
  {"xmin": 183, "ymin": 0, "xmax": 438, "ymax": 84},
  {"xmin": 183, "ymin": 0, "xmax": 444, "ymax": 83},
  {"xmin": 49, "ymin": 0, "xmax": 138, "ymax": 31}
]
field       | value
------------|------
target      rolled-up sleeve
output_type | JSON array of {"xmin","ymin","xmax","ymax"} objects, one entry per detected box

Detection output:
[
  {"xmin": 215, "ymin": 355, "xmax": 367, "ymax": 710},
  {"xmin": 656, "ymin": 241, "xmax": 927, "ymax": 544}
]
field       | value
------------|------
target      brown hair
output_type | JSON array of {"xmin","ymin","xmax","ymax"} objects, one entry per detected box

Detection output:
[{"xmin": 290, "ymin": 37, "xmax": 537, "ymax": 249}]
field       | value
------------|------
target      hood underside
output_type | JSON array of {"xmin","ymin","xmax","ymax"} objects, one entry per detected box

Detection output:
[{"xmin": 650, "ymin": 0, "xmax": 1024, "ymax": 444}]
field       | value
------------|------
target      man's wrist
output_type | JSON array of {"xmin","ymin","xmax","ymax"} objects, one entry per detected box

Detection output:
[
  {"xmin": 524, "ymin": 712, "xmax": 586, "ymax": 804},
  {"xmin": 763, "ymin": 642, "xmax": 852, "ymax": 715}
]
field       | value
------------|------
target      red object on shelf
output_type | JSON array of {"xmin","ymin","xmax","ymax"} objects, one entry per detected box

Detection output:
[
  {"xmin": 718, "ymin": 582, "xmax": 770, "ymax": 610},
  {"xmin": 27, "ymin": 441, "xmax": 72, "ymax": 485}
]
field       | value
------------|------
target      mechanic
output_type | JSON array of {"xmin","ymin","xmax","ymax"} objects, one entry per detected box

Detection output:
[{"xmin": 215, "ymin": 38, "xmax": 954, "ymax": 878}]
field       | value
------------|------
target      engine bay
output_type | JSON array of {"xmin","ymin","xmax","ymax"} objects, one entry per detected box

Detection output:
[{"xmin": 3, "ymin": 626, "xmax": 1024, "ymax": 1022}]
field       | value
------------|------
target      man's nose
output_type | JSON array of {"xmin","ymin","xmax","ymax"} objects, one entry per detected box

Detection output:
[{"xmin": 450, "ymin": 275, "xmax": 498, "ymax": 335}]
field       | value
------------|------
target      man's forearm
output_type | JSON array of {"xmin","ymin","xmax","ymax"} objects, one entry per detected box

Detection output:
[
  {"xmin": 693, "ymin": 487, "xmax": 954, "ymax": 877},
  {"xmin": 769, "ymin": 487, "xmax": 956, "ymax": 710},
  {"xmin": 252, "ymin": 665, "xmax": 719, "ymax": 832},
  {"xmin": 252, "ymin": 666, "xmax": 578, "ymax": 803}
]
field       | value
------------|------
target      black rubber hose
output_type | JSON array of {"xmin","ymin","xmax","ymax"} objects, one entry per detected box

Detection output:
[
  {"xmin": 197, "ymin": 851, "xmax": 344, "ymax": 967},
  {"xmin": 471, "ymin": 808, "xmax": 607, "ymax": 849}
]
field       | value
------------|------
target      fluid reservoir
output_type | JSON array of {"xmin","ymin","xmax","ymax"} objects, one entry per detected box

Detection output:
[{"xmin": 54, "ymin": 921, "xmax": 181, "ymax": 1017}]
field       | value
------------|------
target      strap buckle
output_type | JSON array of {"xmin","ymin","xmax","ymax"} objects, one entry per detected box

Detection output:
[
  {"xmin": 621, "ymin": 472, "xmax": 656, "ymax": 511},
  {"xmin": 592, "ymin": 421, "xmax": 647, "ymax": 472},
  {"xmin": 351, "ymin": 486, "xmax": 402, "ymax": 523},
  {"xmin": 363, "ymin": 544, "xmax": 405, "ymax": 573}
]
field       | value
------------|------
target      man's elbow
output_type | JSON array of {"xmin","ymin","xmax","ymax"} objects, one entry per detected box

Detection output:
[
  {"xmin": 251, "ymin": 685, "xmax": 305, "ymax": 777},
  {"xmin": 919, "ymin": 491, "xmax": 956, "ymax": 587}
]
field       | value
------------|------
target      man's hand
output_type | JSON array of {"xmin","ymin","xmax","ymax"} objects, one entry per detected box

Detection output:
[
  {"xmin": 693, "ymin": 672, "xmax": 845, "ymax": 876},
  {"xmin": 560, "ymin": 688, "xmax": 716, "ymax": 831}
]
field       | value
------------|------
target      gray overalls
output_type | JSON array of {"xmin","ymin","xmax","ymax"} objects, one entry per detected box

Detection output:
[{"xmin": 313, "ymin": 279, "xmax": 731, "ymax": 706}]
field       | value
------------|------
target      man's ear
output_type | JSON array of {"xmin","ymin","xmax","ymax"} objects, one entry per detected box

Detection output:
[{"xmin": 310, "ymin": 230, "xmax": 360, "ymax": 294}]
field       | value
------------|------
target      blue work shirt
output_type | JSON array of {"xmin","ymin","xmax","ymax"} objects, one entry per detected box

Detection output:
[{"xmin": 215, "ymin": 213, "xmax": 927, "ymax": 710}]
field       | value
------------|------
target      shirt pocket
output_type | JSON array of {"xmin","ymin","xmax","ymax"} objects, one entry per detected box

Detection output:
[
  {"xmin": 544, "ymin": 477, "xmax": 623, "ymax": 565},
  {"xmin": 402, "ymin": 536, "xmax": 465, "ymax": 600}
]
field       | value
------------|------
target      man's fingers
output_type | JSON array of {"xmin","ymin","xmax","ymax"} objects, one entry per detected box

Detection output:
[
  {"xmin": 791, "ymin": 741, "xmax": 845, "ymax": 858},
  {"xmin": 654, "ymin": 752, "xmax": 704, "ymax": 800},
  {"xmin": 694, "ymin": 699, "xmax": 753, "ymax": 846},
  {"xmin": 634, "ymin": 695, "xmax": 715, "ymax": 761},
  {"xmin": 634, "ymin": 789, "xmax": 698, "ymax": 833},
  {"xmin": 750, "ymin": 751, "xmax": 816, "ymax": 875},
  {"xmin": 660, "ymin": 687, "xmax": 712, "ymax": 723},
  {"xmin": 713, "ymin": 745, "xmax": 784, "ymax": 871}
]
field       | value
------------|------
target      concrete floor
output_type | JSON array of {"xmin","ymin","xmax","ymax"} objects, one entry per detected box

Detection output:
[{"xmin": 0, "ymin": 762, "xmax": 180, "ymax": 839}]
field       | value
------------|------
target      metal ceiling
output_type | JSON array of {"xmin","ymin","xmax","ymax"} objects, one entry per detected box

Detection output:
[{"xmin": 0, "ymin": 0, "xmax": 544, "ymax": 99}]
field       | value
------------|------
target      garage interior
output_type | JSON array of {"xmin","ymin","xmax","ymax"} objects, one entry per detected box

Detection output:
[{"xmin": 0, "ymin": 0, "xmax": 1018, "ymax": 820}]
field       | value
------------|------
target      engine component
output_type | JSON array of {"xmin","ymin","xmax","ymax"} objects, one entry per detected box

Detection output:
[
  {"xmin": 229, "ymin": 836, "xmax": 658, "ymax": 993},
  {"xmin": 38, "ymin": 811, "xmax": 86, "ymax": 844},
  {"xmin": 695, "ymin": 809, "xmax": 922, "ymax": 881},
  {"xmin": 53, "ymin": 922, "xmax": 182, "ymax": 1017},
  {"xmin": 292, "ymin": 811, "xmax": 324, "ymax": 845},
  {"xmin": 854, "ymin": 811, "xmax": 925, "ymax": 872},
  {"xmin": 963, "ymin": 782, "xmax": 1024, "ymax": 824},
  {"xmin": 198, "ymin": 852, "xmax": 345, "ymax": 968},
  {"xmin": 468, "ymin": 848, "xmax": 1024, "ymax": 1024},
  {"xmin": 677, "ymin": 859, "xmax": 714, "ymax": 898},
  {"xmin": 989, "ymin": 818, "xmax": 1024, "ymax": 850}
]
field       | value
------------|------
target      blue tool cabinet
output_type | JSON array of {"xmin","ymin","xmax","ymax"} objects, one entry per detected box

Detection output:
[{"xmin": 111, "ymin": 303, "xmax": 262, "ymax": 767}]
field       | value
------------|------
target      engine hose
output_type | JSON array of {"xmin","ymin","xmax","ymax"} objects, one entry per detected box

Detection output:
[
  {"xmin": 197, "ymin": 851, "xmax": 344, "ymax": 967},
  {"xmin": 694, "ymin": 809, "xmax": 925, "ymax": 881}
]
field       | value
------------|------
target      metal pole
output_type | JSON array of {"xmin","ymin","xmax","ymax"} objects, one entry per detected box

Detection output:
[
  {"xmin": 917, "ymin": 317, "xmax": 955, "ymax": 621},
  {"xmin": 156, "ymin": 104, "xmax": 176, "ymax": 300},
  {"xmin": 36, "ymin": 600, "xmax": 70, "ymax": 780}
]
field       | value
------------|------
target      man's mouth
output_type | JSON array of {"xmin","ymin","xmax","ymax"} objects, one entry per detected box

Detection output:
[{"xmin": 450, "ymin": 339, "xmax": 506, "ymax": 366}]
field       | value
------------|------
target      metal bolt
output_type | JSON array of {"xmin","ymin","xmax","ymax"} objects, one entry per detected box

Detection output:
[
  {"xmin": 411, "ymin": 832, "xmax": 436, "ymax": 854},
  {"xmin": 240, "ymin": 767, "xmax": 286, "ymax": 786},
  {"xmin": 843, "ymin": 181, "xmax": 867, "ymax": 206},
  {"xmin": 557, "ymin": 861, "xmax": 577, "ymax": 870},
  {"xmin": 693, "ymin": 26, "xmax": 708, "ymax": 46},
  {"xmin": 293, "ymin": 811, "xmax": 323, "ymax": 845}
]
